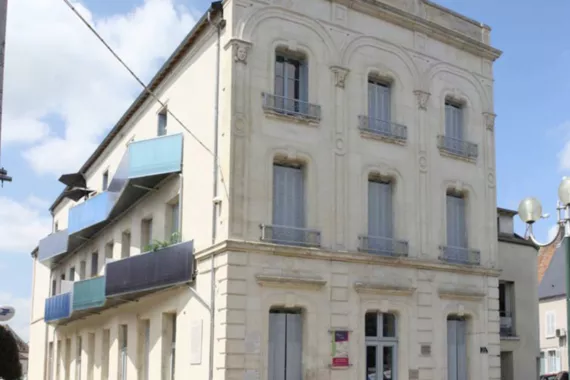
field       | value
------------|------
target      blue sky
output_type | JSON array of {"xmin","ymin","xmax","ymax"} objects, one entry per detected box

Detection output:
[{"xmin": 0, "ymin": 0, "xmax": 568, "ymax": 340}]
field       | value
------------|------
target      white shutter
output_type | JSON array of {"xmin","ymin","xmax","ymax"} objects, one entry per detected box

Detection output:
[
  {"xmin": 447, "ymin": 320, "xmax": 458, "ymax": 380},
  {"xmin": 456, "ymin": 320, "xmax": 467, "ymax": 380},
  {"xmin": 447, "ymin": 195, "xmax": 467, "ymax": 248},
  {"xmin": 445, "ymin": 103, "xmax": 463, "ymax": 140},
  {"xmin": 368, "ymin": 81, "xmax": 391, "ymax": 126},
  {"xmin": 286, "ymin": 313, "xmax": 303, "ymax": 380},
  {"xmin": 268, "ymin": 313, "xmax": 286, "ymax": 380}
]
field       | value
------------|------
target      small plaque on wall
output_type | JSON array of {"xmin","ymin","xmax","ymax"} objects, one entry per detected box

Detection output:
[{"xmin": 331, "ymin": 330, "xmax": 350, "ymax": 368}]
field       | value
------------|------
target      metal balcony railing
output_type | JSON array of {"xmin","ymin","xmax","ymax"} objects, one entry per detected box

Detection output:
[
  {"xmin": 358, "ymin": 116, "xmax": 407, "ymax": 142},
  {"xmin": 437, "ymin": 135, "xmax": 478, "ymax": 160},
  {"xmin": 262, "ymin": 92, "xmax": 321, "ymax": 121},
  {"xmin": 260, "ymin": 224, "xmax": 321, "ymax": 247},
  {"xmin": 358, "ymin": 235, "xmax": 409, "ymax": 257},
  {"xmin": 500, "ymin": 311, "xmax": 515, "ymax": 337},
  {"xmin": 439, "ymin": 245, "xmax": 480, "ymax": 265}
]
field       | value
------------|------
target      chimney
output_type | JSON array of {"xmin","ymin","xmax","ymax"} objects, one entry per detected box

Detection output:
[{"xmin": 497, "ymin": 208, "xmax": 516, "ymax": 236}]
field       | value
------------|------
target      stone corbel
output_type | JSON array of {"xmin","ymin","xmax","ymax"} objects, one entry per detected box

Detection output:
[
  {"xmin": 483, "ymin": 112, "xmax": 496, "ymax": 132},
  {"xmin": 414, "ymin": 90, "xmax": 430, "ymax": 110},
  {"xmin": 224, "ymin": 38, "xmax": 252, "ymax": 64},
  {"xmin": 330, "ymin": 66, "xmax": 350, "ymax": 88}
]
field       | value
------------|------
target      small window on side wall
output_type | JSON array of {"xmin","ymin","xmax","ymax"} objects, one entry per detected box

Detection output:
[
  {"xmin": 102, "ymin": 170, "xmax": 109, "ymax": 191},
  {"xmin": 158, "ymin": 109, "xmax": 167, "ymax": 136}
]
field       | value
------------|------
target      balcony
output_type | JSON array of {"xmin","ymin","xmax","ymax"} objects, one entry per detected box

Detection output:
[
  {"xmin": 44, "ymin": 292, "xmax": 72, "ymax": 323},
  {"xmin": 68, "ymin": 192, "xmax": 116, "ymax": 235},
  {"xmin": 105, "ymin": 240, "xmax": 194, "ymax": 298},
  {"xmin": 261, "ymin": 92, "xmax": 321, "ymax": 122},
  {"xmin": 108, "ymin": 133, "xmax": 183, "ymax": 220},
  {"xmin": 260, "ymin": 224, "xmax": 321, "ymax": 248},
  {"xmin": 358, "ymin": 116, "xmax": 407, "ymax": 144},
  {"xmin": 439, "ymin": 245, "xmax": 480, "ymax": 265},
  {"xmin": 437, "ymin": 135, "xmax": 478, "ymax": 161},
  {"xmin": 38, "ymin": 229, "xmax": 69, "ymax": 267},
  {"xmin": 500, "ymin": 311, "xmax": 516, "ymax": 338},
  {"xmin": 72, "ymin": 276, "xmax": 106, "ymax": 311},
  {"xmin": 358, "ymin": 235, "xmax": 409, "ymax": 257}
]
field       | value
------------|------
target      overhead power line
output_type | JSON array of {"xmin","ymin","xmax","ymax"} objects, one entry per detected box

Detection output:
[{"xmin": 61, "ymin": 0, "xmax": 229, "ymax": 199}]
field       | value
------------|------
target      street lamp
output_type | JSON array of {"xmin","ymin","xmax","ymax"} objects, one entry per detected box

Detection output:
[{"xmin": 518, "ymin": 176, "xmax": 570, "ymax": 372}]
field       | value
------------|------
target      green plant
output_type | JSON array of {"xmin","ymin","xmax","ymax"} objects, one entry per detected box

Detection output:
[{"xmin": 143, "ymin": 232, "xmax": 181, "ymax": 253}]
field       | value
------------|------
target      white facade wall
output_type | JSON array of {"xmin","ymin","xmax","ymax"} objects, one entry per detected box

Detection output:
[
  {"xmin": 539, "ymin": 298, "xmax": 568, "ymax": 373},
  {"xmin": 28, "ymin": 1, "xmax": 519, "ymax": 380}
]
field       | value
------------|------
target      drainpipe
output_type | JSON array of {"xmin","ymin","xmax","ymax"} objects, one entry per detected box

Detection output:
[{"xmin": 207, "ymin": 3, "xmax": 225, "ymax": 380}]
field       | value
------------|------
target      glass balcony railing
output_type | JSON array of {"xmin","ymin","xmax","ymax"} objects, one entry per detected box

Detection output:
[
  {"xmin": 68, "ymin": 192, "xmax": 116, "ymax": 235},
  {"xmin": 72, "ymin": 276, "xmax": 106, "ymax": 311},
  {"xmin": 44, "ymin": 292, "xmax": 72, "ymax": 323},
  {"xmin": 38, "ymin": 229, "xmax": 69, "ymax": 266},
  {"xmin": 105, "ymin": 240, "xmax": 194, "ymax": 298}
]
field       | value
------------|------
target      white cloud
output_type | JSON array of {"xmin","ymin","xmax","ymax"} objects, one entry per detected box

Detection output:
[
  {"xmin": 0, "ymin": 292, "xmax": 31, "ymax": 342},
  {"xmin": 0, "ymin": 196, "xmax": 51, "ymax": 253},
  {"xmin": 4, "ymin": 0, "xmax": 196, "ymax": 175}
]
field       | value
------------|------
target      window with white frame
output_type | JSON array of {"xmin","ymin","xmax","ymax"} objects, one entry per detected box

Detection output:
[
  {"xmin": 447, "ymin": 316, "xmax": 467, "ymax": 380},
  {"xmin": 268, "ymin": 309, "xmax": 303, "ymax": 380},
  {"xmin": 546, "ymin": 311, "xmax": 556, "ymax": 338},
  {"xmin": 366, "ymin": 312, "xmax": 397, "ymax": 380},
  {"xmin": 368, "ymin": 78, "xmax": 391, "ymax": 126},
  {"xmin": 368, "ymin": 178, "xmax": 394, "ymax": 252},
  {"xmin": 547, "ymin": 350, "xmax": 560, "ymax": 373},
  {"xmin": 274, "ymin": 52, "xmax": 308, "ymax": 114}
]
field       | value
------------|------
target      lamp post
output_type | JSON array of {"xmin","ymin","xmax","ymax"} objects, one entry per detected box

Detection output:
[{"xmin": 518, "ymin": 176, "xmax": 570, "ymax": 373}]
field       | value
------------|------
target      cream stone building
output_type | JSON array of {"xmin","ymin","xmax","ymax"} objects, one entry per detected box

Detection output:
[{"xmin": 25, "ymin": 1, "xmax": 537, "ymax": 380}]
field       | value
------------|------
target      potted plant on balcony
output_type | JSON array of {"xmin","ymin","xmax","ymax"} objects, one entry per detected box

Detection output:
[{"xmin": 143, "ymin": 232, "xmax": 181, "ymax": 253}]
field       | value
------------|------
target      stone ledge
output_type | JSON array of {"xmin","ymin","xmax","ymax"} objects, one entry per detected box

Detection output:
[
  {"xmin": 354, "ymin": 281, "xmax": 416, "ymax": 296},
  {"xmin": 438, "ymin": 288, "xmax": 486, "ymax": 301},
  {"xmin": 360, "ymin": 130, "xmax": 407, "ymax": 146},
  {"xmin": 255, "ymin": 273, "xmax": 327, "ymax": 290},
  {"xmin": 438, "ymin": 148, "xmax": 477, "ymax": 164}
]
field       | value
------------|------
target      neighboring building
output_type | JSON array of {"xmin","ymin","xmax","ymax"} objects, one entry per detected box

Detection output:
[
  {"xmin": 538, "ymin": 239, "xmax": 568, "ymax": 374},
  {"xmin": 3, "ymin": 324, "xmax": 29, "ymax": 379},
  {"xmin": 496, "ymin": 208, "xmax": 539, "ymax": 380},
  {"xmin": 27, "ymin": 1, "xmax": 518, "ymax": 380}
]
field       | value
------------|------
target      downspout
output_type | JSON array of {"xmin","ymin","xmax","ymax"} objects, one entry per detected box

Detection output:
[{"xmin": 207, "ymin": 3, "xmax": 225, "ymax": 380}]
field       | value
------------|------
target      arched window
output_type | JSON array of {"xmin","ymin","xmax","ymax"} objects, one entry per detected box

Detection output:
[{"xmin": 365, "ymin": 312, "xmax": 398, "ymax": 380}]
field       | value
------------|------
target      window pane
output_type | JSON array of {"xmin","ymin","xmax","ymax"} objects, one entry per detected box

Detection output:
[
  {"xmin": 366, "ymin": 346, "xmax": 377, "ymax": 380},
  {"xmin": 365, "ymin": 313, "xmax": 377, "ymax": 337},
  {"xmin": 382, "ymin": 314, "xmax": 396, "ymax": 338},
  {"xmin": 382, "ymin": 346, "xmax": 395, "ymax": 380}
]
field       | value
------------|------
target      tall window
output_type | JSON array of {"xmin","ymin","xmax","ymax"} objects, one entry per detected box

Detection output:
[
  {"xmin": 51, "ymin": 279, "xmax": 57, "ymax": 297},
  {"xmin": 169, "ymin": 201, "xmax": 180, "ymax": 239},
  {"xmin": 272, "ymin": 163, "xmax": 305, "ymax": 244},
  {"xmin": 47, "ymin": 341, "xmax": 54, "ymax": 380},
  {"xmin": 119, "ymin": 325, "xmax": 128, "ymax": 380},
  {"xmin": 540, "ymin": 352, "xmax": 545, "ymax": 375},
  {"xmin": 141, "ymin": 219, "xmax": 153, "ymax": 251},
  {"xmin": 102, "ymin": 171, "xmax": 109, "ymax": 191},
  {"xmin": 158, "ymin": 110, "xmax": 167, "ymax": 136},
  {"xmin": 447, "ymin": 316, "xmax": 467, "ymax": 380},
  {"xmin": 368, "ymin": 178, "xmax": 394, "ymax": 252},
  {"xmin": 76, "ymin": 336, "xmax": 82, "ymax": 380},
  {"xmin": 546, "ymin": 311, "xmax": 556, "ymax": 338},
  {"xmin": 445, "ymin": 101, "xmax": 464, "ymax": 141},
  {"xmin": 69, "ymin": 267, "xmax": 75, "ymax": 282},
  {"xmin": 56, "ymin": 340, "xmax": 61, "ymax": 380},
  {"xmin": 102, "ymin": 330, "xmax": 110, "ymax": 380},
  {"xmin": 121, "ymin": 231, "xmax": 131, "ymax": 258},
  {"xmin": 547, "ymin": 350, "xmax": 560, "ymax": 373},
  {"xmin": 268, "ymin": 309, "xmax": 302, "ymax": 380},
  {"xmin": 368, "ymin": 78, "xmax": 391, "ymax": 126},
  {"xmin": 142, "ymin": 321, "xmax": 150, "ymax": 380},
  {"xmin": 170, "ymin": 314, "xmax": 177, "ymax": 380},
  {"xmin": 79, "ymin": 261, "xmax": 86, "ymax": 280},
  {"xmin": 499, "ymin": 281, "xmax": 515, "ymax": 337},
  {"xmin": 365, "ymin": 312, "xmax": 397, "ymax": 380},
  {"xmin": 446, "ymin": 192, "xmax": 467, "ymax": 261},
  {"xmin": 65, "ymin": 338, "xmax": 71, "ymax": 380},
  {"xmin": 105, "ymin": 242, "xmax": 114, "ymax": 260},
  {"xmin": 90, "ymin": 252, "xmax": 99, "ymax": 277},
  {"xmin": 274, "ymin": 53, "xmax": 308, "ymax": 113}
]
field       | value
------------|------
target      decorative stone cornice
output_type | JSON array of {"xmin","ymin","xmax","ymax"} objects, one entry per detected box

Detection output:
[
  {"xmin": 224, "ymin": 38, "xmax": 252, "ymax": 64},
  {"xmin": 354, "ymin": 281, "xmax": 416, "ymax": 296},
  {"xmin": 483, "ymin": 112, "xmax": 496, "ymax": 131},
  {"xmin": 194, "ymin": 239, "xmax": 502, "ymax": 277},
  {"xmin": 330, "ymin": 66, "xmax": 350, "ymax": 88},
  {"xmin": 414, "ymin": 90, "xmax": 430, "ymax": 110},
  {"xmin": 255, "ymin": 273, "xmax": 327, "ymax": 290},
  {"xmin": 438, "ymin": 287, "xmax": 486, "ymax": 301}
]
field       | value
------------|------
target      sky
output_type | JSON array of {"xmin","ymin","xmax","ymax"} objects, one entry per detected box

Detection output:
[{"xmin": 0, "ymin": 0, "xmax": 568, "ymax": 342}]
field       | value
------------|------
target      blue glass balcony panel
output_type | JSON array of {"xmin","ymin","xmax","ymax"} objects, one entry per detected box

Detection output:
[
  {"xmin": 45, "ymin": 292, "xmax": 72, "ymax": 323},
  {"xmin": 38, "ymin": 229, "xmax": 69, "ymax": 266},
  {"xmin": 73, "ymin": 277, "xmax": 106, "ymax": 311},
  {"xmin": 106, "ymin": 240, "xmax": 193, "ymax": 298},
  {"xmin": 68, "ymin": 192, "xmax": 117, "ymax": 235},
  {"xmin": 128, "ymin": 133, "xmax": 183, "ymax": 179}
]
